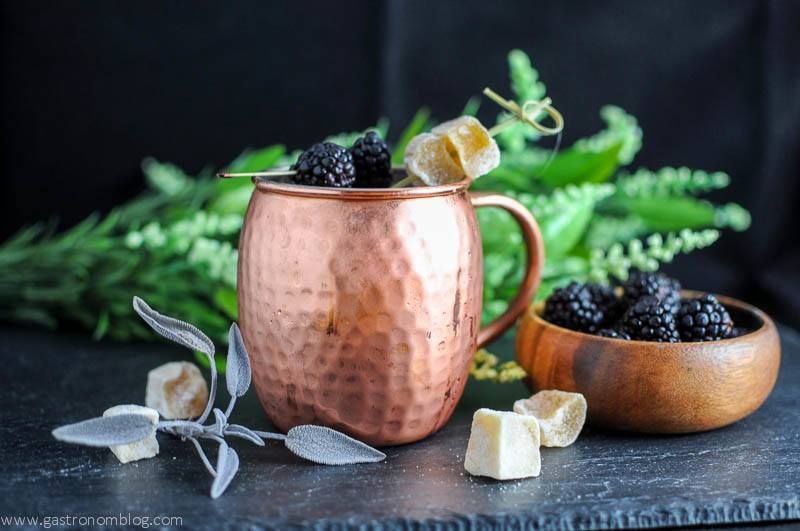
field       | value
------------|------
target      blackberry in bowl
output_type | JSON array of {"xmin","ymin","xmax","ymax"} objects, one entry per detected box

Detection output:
[
  {"xmin": 542, "ymin": 282, "xmax": 604, "ymax": 333},
  {"xmin": 678, "ymin": 294, "xmax": 734, "ymax": 342},
  {"xmin": 619, "ymin": 296, "xmax": 680, "ymax": 343},
  {"xmin": 516, "ymin": 285, "xmax": 780, "ymax": 434},
  {"xmin": 622, "ymin": 269, "xmax": 682, "ymax": 314}
]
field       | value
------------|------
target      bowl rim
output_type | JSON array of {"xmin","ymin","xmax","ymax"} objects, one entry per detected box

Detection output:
[{"xmin": 528, "ymin": 289, "xmax": 773, "ymax": 346}]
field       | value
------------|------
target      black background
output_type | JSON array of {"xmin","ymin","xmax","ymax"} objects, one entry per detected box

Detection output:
[{"xmin": 2, "ymin": 1, "xmax": 799, "ymax": 326}]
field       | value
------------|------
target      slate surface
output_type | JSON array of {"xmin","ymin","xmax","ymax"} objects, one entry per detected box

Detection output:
[{"xmin": 1, "ymin": 325, "xmax": 798, "ymax": 530}]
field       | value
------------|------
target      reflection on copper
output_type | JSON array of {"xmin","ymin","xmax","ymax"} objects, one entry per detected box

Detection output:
[{"xmin": 238, "ymin": 174, "xmax": 543, "ymax": 446}]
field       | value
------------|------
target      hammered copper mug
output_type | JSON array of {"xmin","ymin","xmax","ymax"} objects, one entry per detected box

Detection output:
[{"xmin": 237, "ymin": 173, "xmax": 544, "ymax": 446}]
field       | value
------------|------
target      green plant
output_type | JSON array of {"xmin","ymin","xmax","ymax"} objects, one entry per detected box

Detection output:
[
  {"xmin": 0, "ymin": 50, "xmax": 749, "ymax": 370},
  {"xmin": 474, "ymin": 50, "xmax": 749, "ymax": 323}
]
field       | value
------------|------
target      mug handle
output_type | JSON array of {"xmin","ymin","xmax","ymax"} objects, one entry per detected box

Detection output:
[{"xmin": 470, "ymin": 192, "xmax": 545, "ymax": 348}]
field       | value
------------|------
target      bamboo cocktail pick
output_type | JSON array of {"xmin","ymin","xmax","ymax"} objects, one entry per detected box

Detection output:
[
  {"xmin": 216, "ymin": 87, "xmax": 563, "ymax": 186},
  {"xmin": 390, "ymin": 88, "xmax": 563, "ymax": 188}
]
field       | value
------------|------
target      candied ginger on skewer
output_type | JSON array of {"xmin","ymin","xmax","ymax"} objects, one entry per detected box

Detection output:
[
  {"xmin": 404, "ymin": 133, "xmax": 466, "ymax": 186},
  {"xmin": 433, "ymin": 116, "xmax": 500, "ymax": 181},
  {"xmin": 399, "ymin": 117, "xmax": 500, "ymax": 187},
  {"xmin": 394, "ymin": 87, "xmax": 563, "ymax": 188}
]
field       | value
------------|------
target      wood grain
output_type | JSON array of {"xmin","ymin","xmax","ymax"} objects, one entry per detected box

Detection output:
[{"xmin": 516, "ymin": 292, "xmax": 781, "ymax": 433}]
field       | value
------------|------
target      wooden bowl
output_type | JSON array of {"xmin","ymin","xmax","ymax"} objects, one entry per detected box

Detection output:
[{"xmin": 515, "ymin": 292, "xmax": 781, "ymax": 433}]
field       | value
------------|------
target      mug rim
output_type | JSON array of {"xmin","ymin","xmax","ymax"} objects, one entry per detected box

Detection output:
[{"xmin": 253, "ymin": 176, "xmax": 472, "ymax": 199}]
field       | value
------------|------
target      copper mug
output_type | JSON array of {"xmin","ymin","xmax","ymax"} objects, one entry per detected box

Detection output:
[{"xmin": 237, "ymin": 174, "xmax": 544, "ymax": 446}]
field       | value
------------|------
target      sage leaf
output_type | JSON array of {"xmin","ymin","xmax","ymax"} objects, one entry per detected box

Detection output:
[
  {"xmin": 53, "ymin": 414, "xmax": 154, "ymax": 447},
  {"xmin": 224, "ymin": 424, "xmax": 265, "ymax": 446},
  {"xmin": 252, "ymin": 430, "xmax": 287, "ymax": 441},
  {"xmin": 132, "ymin": 296, "xmax": 215, "ymax": 356},
  {"xmin": 284, "ymin": 425, "xmax": 386, "ymax": 465},
  {"xmin": 212, "ymin": 408, "xmax": 227, "ymax": 436},
  {"xmin": 210, "ymin": 441, "xmax": 239, "ymax": 499},
  {"xmin": 165, "ymin": 422, "xmax": 204, "ymax": 439},
  {"xmin": 225, "ymin": 323, "xmax": 251, "ymax": 398}
]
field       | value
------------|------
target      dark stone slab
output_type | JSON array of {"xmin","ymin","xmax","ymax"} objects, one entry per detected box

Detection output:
[{"xmin": 1, "ymin": 325, "xmax": 798, "ymax": 530}]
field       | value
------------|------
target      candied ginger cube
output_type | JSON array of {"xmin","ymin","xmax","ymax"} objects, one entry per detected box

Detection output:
[
  {"xmin": 102, "ymin": 404, "xmax": 159, "ymax": 463},
  {"xmin": 145, "ymin": 361, "xmax": 208, "ymax": 420},
  {"xmin": 432, "ymin": 116, "xmax": 500, "ymax": 180},
  {"xmin": 464, "ymin": 408, "xmax": 541, "ymax": 480},
  {"xmin": 513, "ymin": 390, "xmax": 587, "ymax": 447},
  {"xmin": 404, "ymin": 133, "xmax": 465, "ymax": 186}
]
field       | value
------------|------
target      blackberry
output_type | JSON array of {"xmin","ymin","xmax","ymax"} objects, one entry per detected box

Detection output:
[
  {"xmin": 619, "ymin": 296, "xmax": 680, "ymax": 342},
  {"xmin": 598, "ymin": 328, "xmax": 631, "ymax": 340},
  {"xmin": 586, "ymin": 283, "xmax": 624, "ymax": 325},
  {"xmin": 291, "ymin": 142, "xmax": 356, "ymax": 188},
  {"xmin": 543, "ymin": 282, "xmax": 604, "ymax": 333},
  {"xmin": 677, "ymin": 294, "xmax": 734, "ymax": 342},
  {"xmin": 622, "ymin": 270, "xmax": 681, "ymax": 314},
  {"xmin": 350, "ymin": 131, "xmax": 392, "ymax": 188}
]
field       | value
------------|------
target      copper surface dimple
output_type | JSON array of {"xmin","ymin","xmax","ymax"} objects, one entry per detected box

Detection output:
[{"xmin": 238, "ymin": 176, "xmax": 544, "ymax": 446}]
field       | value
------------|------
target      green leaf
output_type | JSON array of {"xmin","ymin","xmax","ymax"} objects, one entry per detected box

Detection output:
[
  {"xmin": 92, "ymin": 310, "xmax": 111, "ymax": 340},
  {"xmin": 542, "ymin": 256, "xmax": 589, "ymax": 279},
  {"xmin": 484, "ymin": 254, "xmax": 517, "ymax": 288},
  {"xmin": 514, "ymin": 184, "xmax": 615, "ymax": 258},
  {"xmin": 195, "ymin": 350, "xmax": 227, "ymax": 373},
  {"xmin": 471, "ymin": 165, "xmax": 533, "ymax": 193},
  {"xmin": 588, "ymin": 229, "xmax": 720, "ymax": 283},
  {"xmin": 478, "ymin": 208, "xmax": 522, "ymax": 254},
  {"xmin": 492, "ymin": 49, "xmax": 551, "ymax": 150},
  {"xmin": 472, "ymin": 148, "xmax": 551, "ymax": 192},
  {"xmin": 537, "ymin": 141, "xmax": 623, "ymax": 187},
  {"xmin": 214, "ymin": 287, "xmax": 238, "ymax": 320},
  {"xmin": 576, "ymin": 106, "xmax": 642, "ymax": 165},
  {"xmin": 210, "ymin": 145, "xmax": 286, "ymax": 214},
  {"xmin": 141, "ymin": 158, "xmax": 194, "ymax": 197},
  {"xmin": 622, "ymin": 197, "xmax": 716, "ymax": 232},
  {"xmin": 714, "ymin": 203, "xmax": 752, "ymax": 231},
  {"xmin": 208, "ymin": 186, "xmax": 254, "ymax": 216},
  {"xmin": 481, "ymin": 300, "xmax": 509, "ymax": 325},
  {"xmin": 462, "ymin": 97, "xmax": 481, "ymax": 117},
  {"xmin": 508, "ymin": 49, "xmax": 546, "ymax": 103},
  {"xmin": 583, "ymin": 214, "xmax": 648, "ymax": 249},
  {"xmin": 537, "ymin": 199, "xmax": 595, "ymax": 257},
  {"xmin": 615, "ymin": 167, "xmax": 730, "ymax": 199},
  {"xmin": 391, "ymin": 107, "xmax": 430, "ymax": 164},
  {"xmin": 495, "ymin": 120, "xmax": 539, "ymax": 153},
  {"xmin": 226, "ymin": 145, "xmax": 286, "ymax": 174}
]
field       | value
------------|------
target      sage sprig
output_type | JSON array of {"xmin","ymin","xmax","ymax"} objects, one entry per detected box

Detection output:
[
  {"xmin": 52, "ymin": 414, "xmax": 155, "ymax": 447},
  {"xmin": 53, "ymin": 297, "xmax": 386, "ymax": 499},
  {"xmin": 284, "ymin": 425, "xmax": 389, "ymax": 466}
]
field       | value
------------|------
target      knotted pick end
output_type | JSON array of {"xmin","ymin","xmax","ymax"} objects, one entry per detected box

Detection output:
[{"xmin": 483, "ymin": 87, "xmax": 563, "ymax": 137}]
